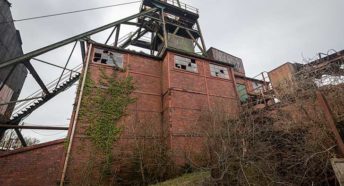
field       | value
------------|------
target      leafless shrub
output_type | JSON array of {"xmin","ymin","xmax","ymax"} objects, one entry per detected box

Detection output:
[
  {"xmin": 112, "ymin": 115, "xmax": 177, "ymax": 185},
  {"xmin": 196, "ymin": 61, "xmax": 343, "ymax": 185}
]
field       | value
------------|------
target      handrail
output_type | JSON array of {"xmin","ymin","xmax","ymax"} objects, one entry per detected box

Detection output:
[
  {"xmin": 162, "ymin": 0, "xmax": 199, "ymax": 14},
  {"xmin": 10, "ymin": 64, "xmax": 83, "ymax": 117}
]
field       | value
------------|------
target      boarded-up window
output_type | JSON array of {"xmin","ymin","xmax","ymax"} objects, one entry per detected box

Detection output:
[
  {"xmin": 175, "ymin": 55, "xmax": 197, "ymax": 73},
  {"xmin": 93, "ymin": 48, "xmax": 123, "ymax": 68},
  {"xmin": 0, "ymin": 84, "xmax": 14, "ymax": 115},
  {"xmin": 210, "ymin": 64, "xmax": 229, "ymax": 79},
  {"xmin": 236, "ymin": 84, "xmax": 248, "ymax": 103}
]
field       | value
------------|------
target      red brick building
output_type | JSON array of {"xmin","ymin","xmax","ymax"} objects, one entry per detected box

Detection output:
[
  {"xmin": 61, "ymin": 42, "xmax": 242, "ymax": 183},
  {"xmin": 0, "ymin": 0, "xmax": 268, "ymax": 185}
]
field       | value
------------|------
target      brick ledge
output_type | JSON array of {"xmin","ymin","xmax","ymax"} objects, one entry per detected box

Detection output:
[{"xmin": 0, "ymin": 139, "xmax": 65, "ymax": 158}]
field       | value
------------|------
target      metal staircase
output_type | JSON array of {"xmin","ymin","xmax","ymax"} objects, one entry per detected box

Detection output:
[{"xmin": 8, "ymin": 65, "xmax": 82, "ymax": 124}]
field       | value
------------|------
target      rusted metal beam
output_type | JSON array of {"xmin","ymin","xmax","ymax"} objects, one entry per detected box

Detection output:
[
  {"xmin": 119, "ymin": 28, "xmax": 141, "ymax": 48},
  {"xmin": 196, "ymin": 20, "xmax": 207, "ymax": 54},
  {"xmin": 55, "ymin": 41, "xmax": 78, "ymax": 89},
  {"xmin": 79, "ymin": 41, "xmax": 86, "ymax": 63},
  {"xmin": 316, "ymin": 91, "xmax": 344, "ymax": 156},
  {"xmin": 32, "ymin": 58, "xmax": 78, "ymax": 73},
  {"xmin": 0, "ymin": 8, "xmax": 157, "ymax": 70},
  {"xmin": 0, "ymin": 124, "xmax": 68, "ymax": 130},
  {"xmin": 24, "ymin": 62, "xmax": 50, "ymax": 95},
  {"xmin": 114, "ymin": 24, "xmax": 121, "ymax": 47},
  {"xmin": 161, "ymin": 9, "xmax": 168, "ymax": 48},
  {"xmin": 186, "ymin": 29, "xmax": 205, "ymax": 54},
  {"xmin": 105, "ymin": 26, "xmax": 117, "ymax": 45},
  {"xmin": 14, "ymin": 129, "xmax": 27, "ymax": 147}
]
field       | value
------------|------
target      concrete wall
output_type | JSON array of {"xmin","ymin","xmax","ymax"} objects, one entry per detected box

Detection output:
[
  {"xmin": 0, "ymin": 140, "xmax": 65, "ymax": 186},
  {"xmin": 0, "ymin": 0, "xmax": 27, "ymax": 122}
]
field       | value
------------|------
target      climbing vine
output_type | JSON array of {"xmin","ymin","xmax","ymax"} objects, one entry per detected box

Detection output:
[{"xmin": 79, "ymin": 68, "xmax": 135, "ymax": 183}]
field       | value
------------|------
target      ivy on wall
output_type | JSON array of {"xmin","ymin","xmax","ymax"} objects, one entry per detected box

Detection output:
[{"xmin": 79, "ymin": 68, "xmax": 135, "ymax": 183}]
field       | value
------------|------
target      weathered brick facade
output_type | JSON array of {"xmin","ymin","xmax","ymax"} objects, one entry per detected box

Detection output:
[
  {"xmin": 0, "ymin": 44, "xmax": 244, "ymax": 185},
  {"xmin": 61, "ymin": 44, "xmax": 241, "ymax": 184},
  {"xmin": 0, "ymin": 140, "xmax": 64, "ymax": 186}
]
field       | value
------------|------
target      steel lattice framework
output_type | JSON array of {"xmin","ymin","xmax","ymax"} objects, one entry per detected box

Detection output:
[{"xmin": 0, "ymin": 0, "xmax": 208, "ymax": 147}]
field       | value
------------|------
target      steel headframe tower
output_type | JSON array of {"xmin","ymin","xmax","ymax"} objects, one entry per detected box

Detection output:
[
  {"xmin": 115, "ymin": 0, "xmax": 207, "ymax": 57},
  {"xmin": 0, "ymin": 0, "xmax": 207, "ymax": 147}
]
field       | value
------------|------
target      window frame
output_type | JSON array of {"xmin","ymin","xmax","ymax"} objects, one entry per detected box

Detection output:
[
  {"xmin": 174, "ymin": 55, "xmax": 198, "ymax": 73},
  {"xmin": 209, "ymin": 63, "xmax": 230, "ymax": 79},
  {"xmin": 92, "ymin": 48, "xmax": 124, "ymax": 69}
]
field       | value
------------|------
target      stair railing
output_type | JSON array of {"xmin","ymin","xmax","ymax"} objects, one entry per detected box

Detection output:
[{"xmin": 10, "ymin": 64, "xmax": 83, "ymax": 118}]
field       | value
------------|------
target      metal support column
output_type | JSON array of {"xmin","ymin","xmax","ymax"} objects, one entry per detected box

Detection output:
[{"xmin": 316, "ymin": 91, "xmax": 344, "ymax": 156}]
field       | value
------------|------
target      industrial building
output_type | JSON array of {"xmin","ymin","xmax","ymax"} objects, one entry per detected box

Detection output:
[{"xmin": 0, "ymin": 0, "xmax": 343, "ymax": 185}]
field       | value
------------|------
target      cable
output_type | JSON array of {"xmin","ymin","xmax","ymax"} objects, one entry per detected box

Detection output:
[{"xmin": 0, "ymin": 1, "xmax": 140, "ymax": 25}]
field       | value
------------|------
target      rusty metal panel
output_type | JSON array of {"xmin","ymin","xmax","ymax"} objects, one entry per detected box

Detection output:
[
  {"xmin": 168, "ymin": 33, "xmax": 194, "ymax": 53},
  {"xmin": 207, "ymin": 47, "xmax": 245, "ymax": 74}
]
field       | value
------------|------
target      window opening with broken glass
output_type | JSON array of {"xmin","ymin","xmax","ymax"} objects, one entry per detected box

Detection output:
[
  {"xmin": 209, "ymin": 64, "xmax": 229, "ymax": 79},
  {"xmin": 174, "ymin": 55, "xmax": 198, "ymax": 73},
  {"xmin": 93, "ymin": 48, "xmax": 124, "ymax": 68}
]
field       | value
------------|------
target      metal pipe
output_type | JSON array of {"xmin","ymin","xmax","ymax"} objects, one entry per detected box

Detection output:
[
  {"xmin": 0, "ymin": 8, "xmax": 157, "ymax": 70},
  {"xmin": 59, "ymin": 43, "xmax": 92, "ymax": 186}
]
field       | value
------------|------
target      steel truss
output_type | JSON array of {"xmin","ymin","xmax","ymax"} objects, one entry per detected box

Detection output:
[{"xmin": 0, "ymin": 0, "xmax": 208, "ymax": 147}]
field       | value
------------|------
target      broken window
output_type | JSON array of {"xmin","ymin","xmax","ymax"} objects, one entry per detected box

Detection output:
[
  {"xmin": 209, "ymin": 64, "xmax": 229, "ymax": 79},
  {"xmin": 93, "ymin": 48, "xmax": 123, "ymax": 68},
  {"xmin": 175, "ymin": 55, "xmax": 198, "ymax": 73}
]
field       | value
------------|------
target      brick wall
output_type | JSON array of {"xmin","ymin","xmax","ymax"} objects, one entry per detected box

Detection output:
[
  {"xmin": 63, "ymin": 45, "xmax": 240, "ymax": 183},
  {"xmin": 164, "ymin": 52, "xmax": 239, "ymax": 164},
  {"xmin": 0, "ymin": 140, "xmax": 64, "ymax": 186}
]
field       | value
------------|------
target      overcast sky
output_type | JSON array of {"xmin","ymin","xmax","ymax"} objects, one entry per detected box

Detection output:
[{"xmin": 7, "ymin": 0, "xmax": 344, "ymax": 143}]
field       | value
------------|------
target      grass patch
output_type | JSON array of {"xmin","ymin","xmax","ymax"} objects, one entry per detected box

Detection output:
[{"xmin": 151, "ymin": 172, "xmax": 210, "ymax": 186}]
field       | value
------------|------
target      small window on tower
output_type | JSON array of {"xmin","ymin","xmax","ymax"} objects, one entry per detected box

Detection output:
[
  {"xmin": 175, "ymin": 55, "xmax": 197, "ymax": 73},
  {"xmin": 93, "ymin": 48, "xmax": 123, "ymax": 68},
  {"xmin": 209, "ymin": 64, "xmax": 229, "ymax": 79}
]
